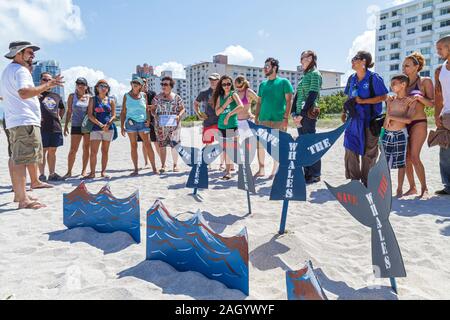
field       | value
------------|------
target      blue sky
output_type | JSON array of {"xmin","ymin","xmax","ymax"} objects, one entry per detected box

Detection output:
[{"xmin": 0, "ymin": 0, "xmax": 407, "ymax": 100}]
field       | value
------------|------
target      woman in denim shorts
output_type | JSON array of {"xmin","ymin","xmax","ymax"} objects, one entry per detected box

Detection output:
[
  {"xmin": 84, "ymin": 80, "xmax": 116, "ymax": 180},
  {"xmin": 120, "ymin": 77, "xmax": 158, "ymax": 176}
]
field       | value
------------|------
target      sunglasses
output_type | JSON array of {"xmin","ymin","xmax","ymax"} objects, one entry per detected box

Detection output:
[
  {"xmin": 352, "ymin": 56, "xmax": 363, "ymax": 62},
  {"xmin": 131, "ymin": 82, "xmax": 142, "ymax": 86},
  {"xmin": 222, "ymin": 83, "xmax": 232, "ymax": 87},
  {"xmin": 41, "ymin": 78, "xmax": 52, "ymax": 82},
  {"xmin": 98, "ymin": 84, "xmax": 109, "ymax": 89},
  {"xmin": 263, "ymin": 64, "xmax": 271, "ymax": 69}
]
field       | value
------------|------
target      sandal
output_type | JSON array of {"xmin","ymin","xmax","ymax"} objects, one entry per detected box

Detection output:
[
  {"xmin": 81, "ymin": 174, "xmax": 96, "ymax": 180},
  {"xmin": 19, "ymin": 201, "xmax": 47, "ymax": 210},
  {"xmin": 222, "ymin": 174, "xmax": 232, "ymax": 181},
  {"xmin": 31, "ymin": 182, "xmax": 54, "ymax": 190}
]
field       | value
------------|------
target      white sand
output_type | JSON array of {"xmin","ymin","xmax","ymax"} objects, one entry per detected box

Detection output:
[{"xmin": 0, "ymin": 125, "xmax": 449, "ymax": 300}]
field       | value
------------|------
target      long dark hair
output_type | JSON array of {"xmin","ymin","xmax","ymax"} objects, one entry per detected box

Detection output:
[
  {"xmin": 94, "ymin": 80, "xmax": 110, "ymax": 96},
  {"xmin": 212, "ymin": 75, "xmax": 234, "ymax": 108},
  {"xmin": 301, "ymin": 50, "xmax": 318, "ymax": 73}
]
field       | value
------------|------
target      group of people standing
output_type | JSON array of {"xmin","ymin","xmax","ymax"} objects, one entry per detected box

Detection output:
[
  {"xmin": 343, "ymin": 36, "xmax": 450, "ymax": 199},
  {"xmin": 1, "ymin": 36, "xmax": 450, "ymax": 210}
]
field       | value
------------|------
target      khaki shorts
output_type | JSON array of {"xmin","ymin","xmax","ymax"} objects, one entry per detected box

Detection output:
[
  {"xmin": 258, "ymin": 121, "xmax": 287, "ymax": 132},
  {"xmin": 9, "ymin": 125, "xmax": 43, "ymax": 165},
  {"xmin": 90, "ymin": 130, "xmax": 114, "ymax": 141}
]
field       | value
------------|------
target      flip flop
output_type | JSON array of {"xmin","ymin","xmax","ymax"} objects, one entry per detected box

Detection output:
[
  {"xmin": 222, "ymin": 174, "xmax": 232, "ymax": 181},
  {"xmin": 31, "ymin": 183, "xmax": 54, "ymax": 190},
  {"xmin": 19, "ymin": 201, "xmax": 47, "ymax": 210},
  {"xmin": 81, "ymin": 175, "xmax": 95, "ymax": 181}
]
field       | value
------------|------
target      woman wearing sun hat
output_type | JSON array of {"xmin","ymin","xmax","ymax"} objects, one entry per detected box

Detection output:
[{"xmin": 120, "ymin": 76, "xmax": 158, "ymax": 176}]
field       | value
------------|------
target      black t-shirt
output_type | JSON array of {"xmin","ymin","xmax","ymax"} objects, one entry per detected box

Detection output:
[
  {"xmin": 196, "ymin": 87, "xmax": 219, "ymax": 127},
  {"xmin": 146, "ymin": 90, "xmax": 157, "ymax": 125},
  {"xmin": 39, "ymin": 91, "xmax": 65, "ymax": 133}
]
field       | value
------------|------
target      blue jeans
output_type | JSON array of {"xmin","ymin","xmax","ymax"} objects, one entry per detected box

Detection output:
[
  {"xmin": 440, "ymin": 146, "xmax": 450, "ymax": 192},
  {"xmin": 297, "ymin": 117, "xmax": 321, "ymax": 179}
]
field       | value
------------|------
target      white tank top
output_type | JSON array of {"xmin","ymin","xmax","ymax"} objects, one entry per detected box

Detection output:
[{"xmin": 439, "ymin": 61, "xmax": 450, "ymax": 115}]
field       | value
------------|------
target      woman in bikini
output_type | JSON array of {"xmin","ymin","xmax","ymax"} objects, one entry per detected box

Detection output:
[
  {"xmin": 400, "ymin": 52, "xmax": 435, "ymax": 198},
  {"xmin": 234, "ymin": 76, "xmax": 258, "ymax": 141}
]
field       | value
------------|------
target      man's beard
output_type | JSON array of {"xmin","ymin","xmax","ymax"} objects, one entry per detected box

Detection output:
[{"xmin": 265, "ymin": 70, "xmax": 274, "ymax": 77}]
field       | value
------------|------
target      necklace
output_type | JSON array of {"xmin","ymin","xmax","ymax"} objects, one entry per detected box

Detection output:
[{"xmin": 408, "ymin": 75, "xmax": 420, "ymax": 90}]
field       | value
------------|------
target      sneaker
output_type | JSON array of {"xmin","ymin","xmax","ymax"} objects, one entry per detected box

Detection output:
[
  {"xmin": 39, "ymin": 174, "xmax": 47, "ymax": 182},
  {"xmin": 435, "ymin": 189, "xmax": 450, "ymax": 196},
  {"xmin": 48, "ymin": 173, "xmax": 64, "ymax": 182}
]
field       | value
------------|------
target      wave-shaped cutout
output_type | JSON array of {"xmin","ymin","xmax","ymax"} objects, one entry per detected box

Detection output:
[
  {"xmin": 146, "ymin": 201, "xmax": 249, "ymax": 295},
  {"xmin": 63, "ymin": 182, "xmax": 140, "ymax": 243},
  {"xmin": 286, "ymin": 261, "xmax": 327, "ymax": 300}
]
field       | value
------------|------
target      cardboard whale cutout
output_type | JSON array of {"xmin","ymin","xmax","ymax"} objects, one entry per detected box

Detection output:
[
  {"xmin": 146, "ymin": 201, "xmax": 249, "ymax": 295},
  {"xmin": 247, "ymin": 120, "xmax": 348, "ymax": 201},
  {"xmin": 325, "ymin": 147, "xmax": 406, "ymax": 292},
  {"xmin": 63, "ymin": 182, "xmax": 141, "ymax": 243},
  {"xmin": 247, "ymin": 120, "xmax": 348, "ymax": 233},
  {"xmin": 171, "ymin": 142, "xmax": 222, "ymax": 191}
]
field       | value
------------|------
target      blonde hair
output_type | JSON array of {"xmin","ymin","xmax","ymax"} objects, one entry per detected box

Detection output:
[
  {"xmin": 235, "ymin": 75, "xmax": 250, "ymax": 89},
  {"xmin": 406, "ymin": 52, "xmax": 426, "ymax": 72}
]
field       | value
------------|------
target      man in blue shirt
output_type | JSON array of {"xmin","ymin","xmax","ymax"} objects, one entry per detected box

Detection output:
[{"xmin": 343, "ymin": 51, "xmax": 388, "ymax": 187}]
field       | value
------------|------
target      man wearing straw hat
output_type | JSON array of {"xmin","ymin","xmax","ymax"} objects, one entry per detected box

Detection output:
[{"xmin": 0, "ymin": 41, "xmax": 64, "ymax": 209}]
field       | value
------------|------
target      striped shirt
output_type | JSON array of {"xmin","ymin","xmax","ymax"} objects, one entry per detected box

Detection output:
[{"xmin": 296, "ymin": 69, "xmax": 322, "ymax": 114}]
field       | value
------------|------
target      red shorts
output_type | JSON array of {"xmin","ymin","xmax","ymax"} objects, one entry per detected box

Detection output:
[{"xmin": 202, "ymin": 124, "xmax": 219, "ymax": 144}]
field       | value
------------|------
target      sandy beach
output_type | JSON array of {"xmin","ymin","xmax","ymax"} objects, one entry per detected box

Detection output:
[{"xmin": 0, "ymin": 125, "xmax": 449, "ymax": 300}]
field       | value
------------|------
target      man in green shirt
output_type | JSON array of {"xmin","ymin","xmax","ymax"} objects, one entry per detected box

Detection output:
[{"xmin": 255, "ymin": 57, "xmax": 294, "ymax": 179}]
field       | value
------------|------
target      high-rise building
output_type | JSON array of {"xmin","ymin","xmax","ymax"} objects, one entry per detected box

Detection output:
[
  {"xmin": 185, "ymin": 55, "xmax": 344, "ymax": 116},
  {"xmin": 132, "ymin": 64, "xmax": 188, "ymax": 111},
  {"xmin": 32, "ymin": 60, "xmax": 65, "ymax": 100},
  {"xmin": 375, "ymin": 0, "xmax": 450, "ymax": 85}
]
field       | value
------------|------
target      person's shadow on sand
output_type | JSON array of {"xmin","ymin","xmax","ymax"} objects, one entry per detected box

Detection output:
[
  {"xmin": 393, "ymin": 196, "xmax": 450, "ymax": 218},
  {"xmin": 315, "ymin": 268, "xmax": 398, "ymax": 300},
  {"xmin": 437, "ymin": 218, "xmax": 450, "ymax": 236},
  {"xmin": 117, "ymin": 260, "xmax": 247, "ymax": 300},
  {"xmin": 250, "ymin": 235, "xmax": 291, "ymax": 272},
  {"xmin": 309, "ymin": 189, "xmax": 336, "ymax": 204},
  {"xmin": 47, "ymin": 228, "xmax": 136, "ymax": 254},
  {"xmin": 201, "ymin": 211, "xmax": 248, "ymax": 234}
]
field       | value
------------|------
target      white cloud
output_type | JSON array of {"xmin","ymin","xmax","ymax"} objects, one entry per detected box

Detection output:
[
  {"xmin": 155, "ymin": 62, "xmax": 186, "ymax": 79},
  {"xmin": 62, "ymin": 66, "xmax": 129, "ymax": 104},
  {"xmin": 0, "ymin": 0, "xmax": 84, "ymax": 44},
  {"xmin": 347, "ymin": 30, "xmax": 376, "ymax": 64},
  {"xmin": 0, "ymin": 0, "xmax": 85, "ymax": 72},
  {"xmin": 218, "ymin": 45, "xmax": 254, "ymax": 65},
  {"xmin": 343, "ymin": 3, "xmax": 380, "ymax": 85}
]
